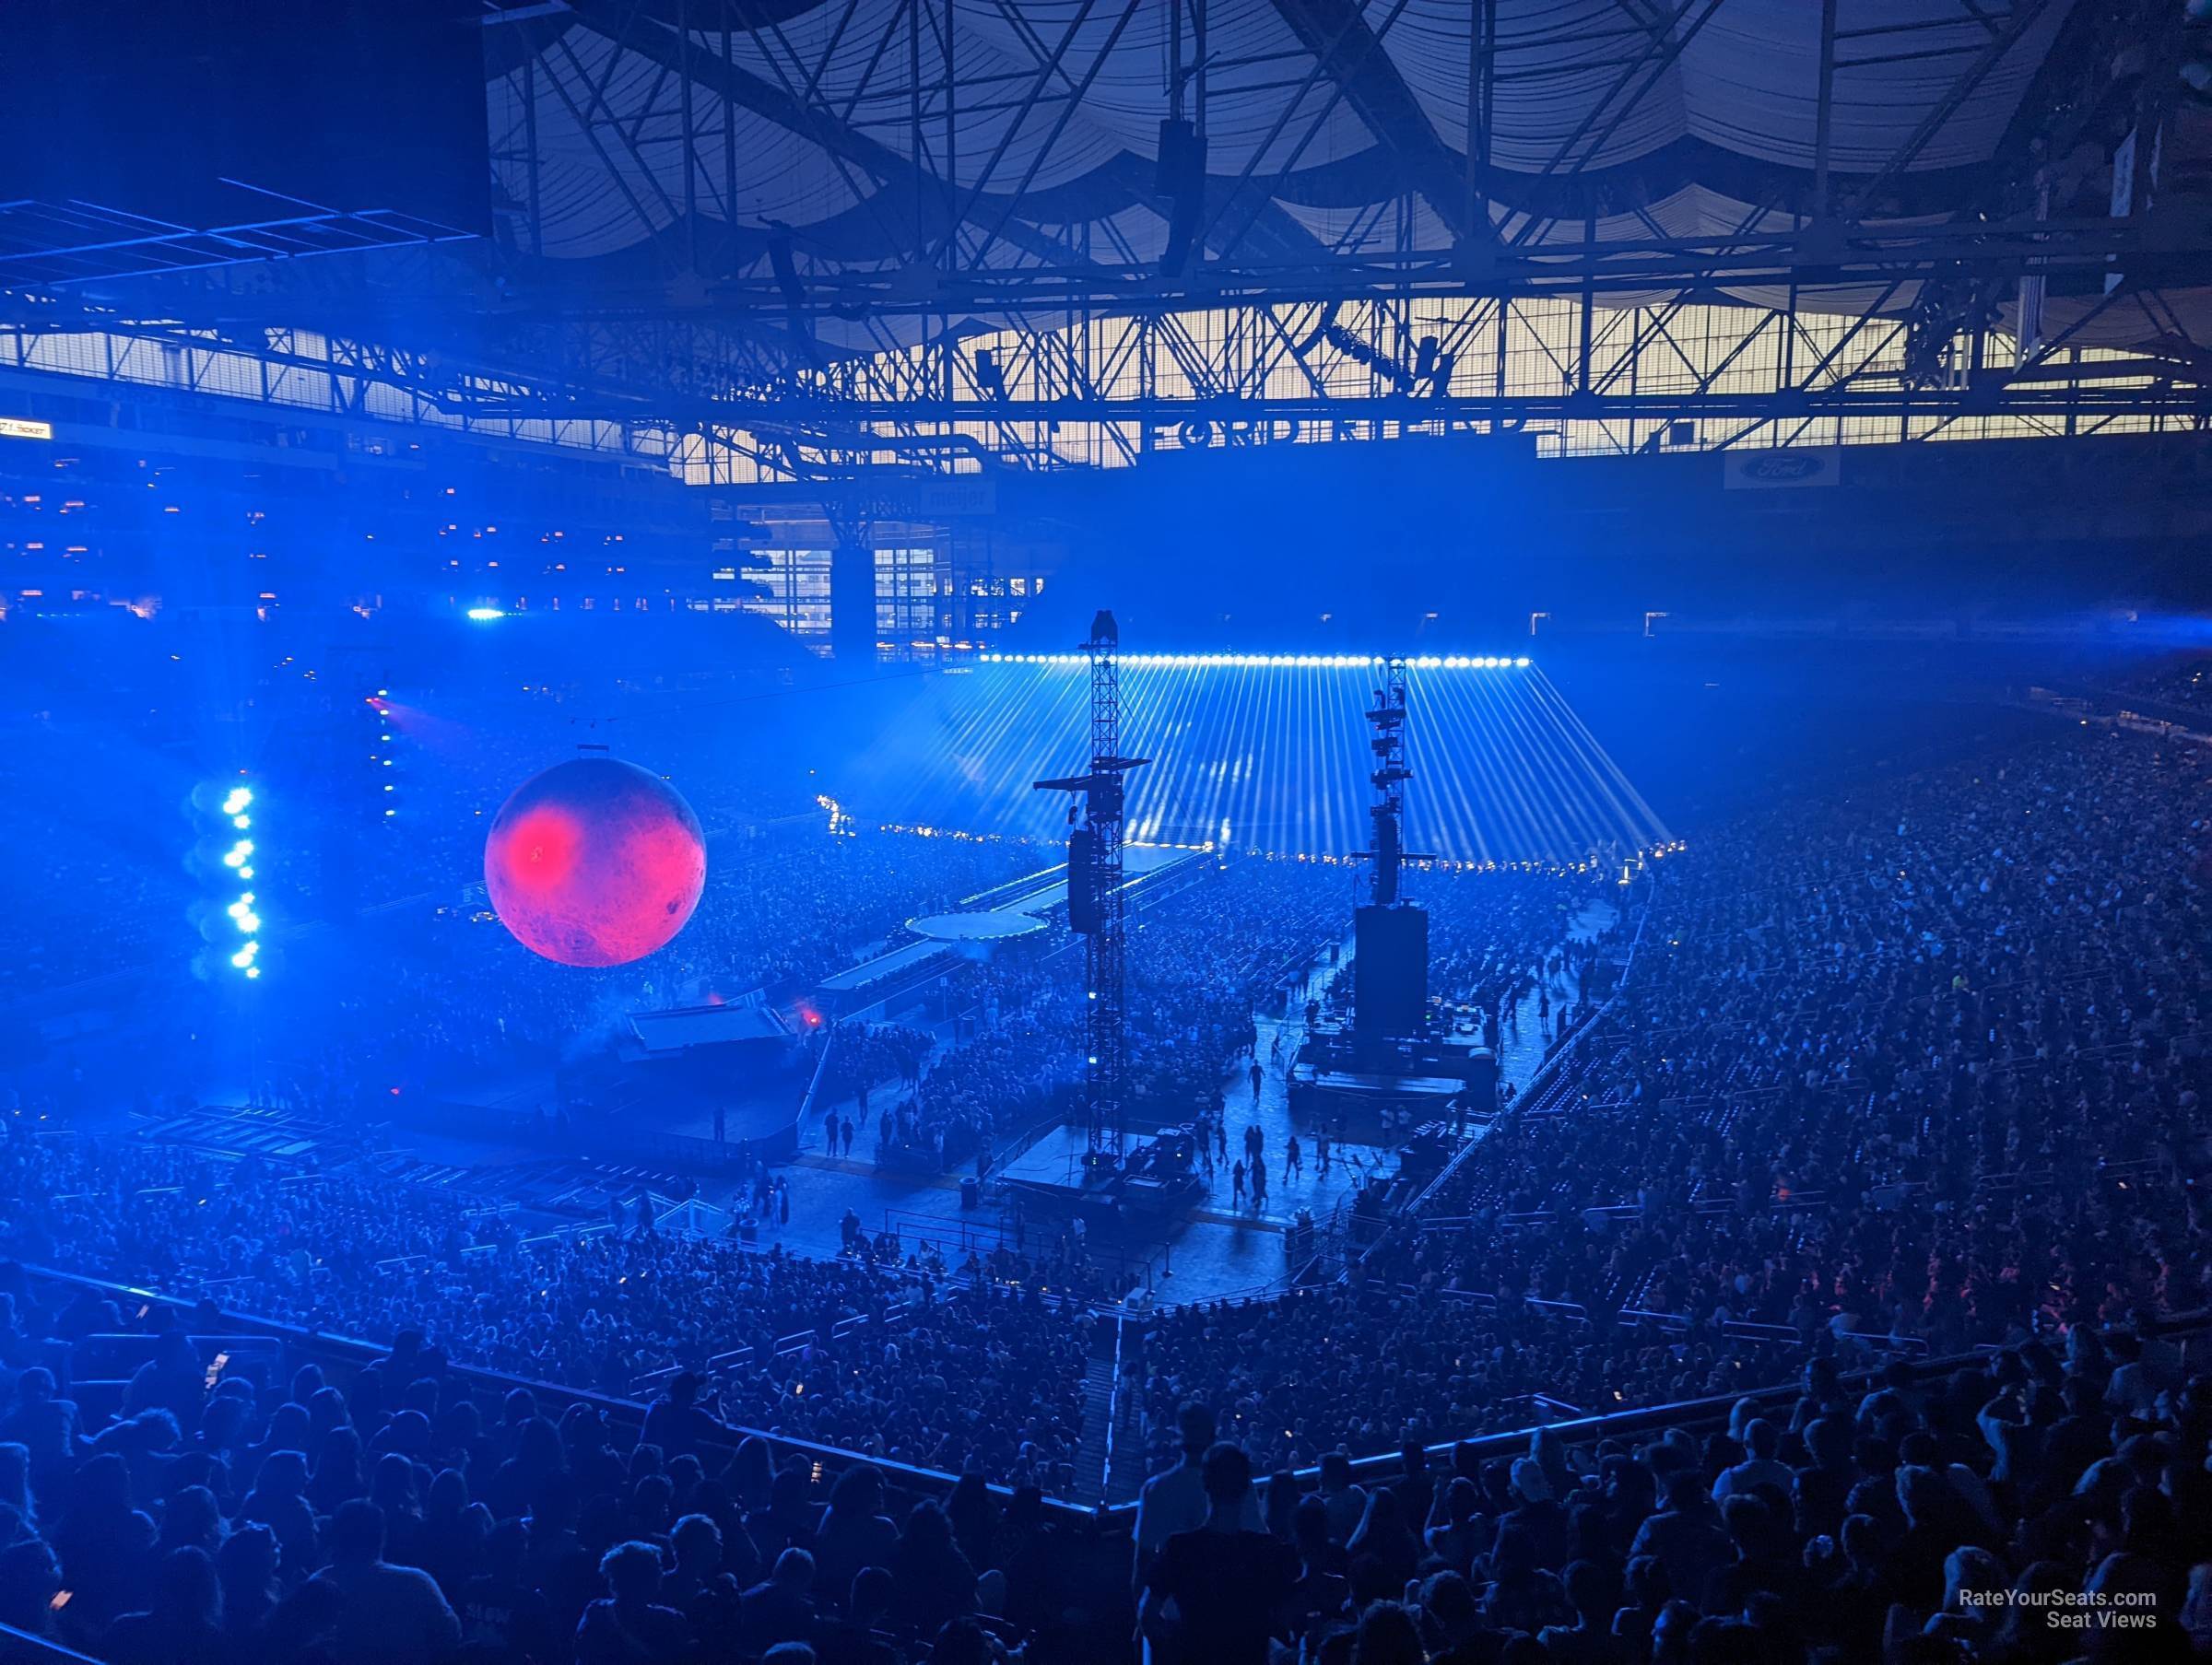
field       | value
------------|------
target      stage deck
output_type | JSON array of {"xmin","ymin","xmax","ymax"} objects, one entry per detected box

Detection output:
[
  {"xmin": 219, "ymin": 893, "xmax": 1618, "ymax": 1308},
  {"xmin": 772, "ymin": 902, "xmax": 1606, "ymax": 1302},
  {"xmin": 816, "ymin": 844, "xmax": 1200, "ymax": 1013},
  {"xmin": 1300, "ymin": 1070, "xmax": 1462, "ymax": 1098},
  {"xmin": 817, "ymin": 937, "xmax": 950, "ymax": 996}
]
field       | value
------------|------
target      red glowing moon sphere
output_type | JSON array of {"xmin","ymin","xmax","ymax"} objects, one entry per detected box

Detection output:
[{"xmin": 483, "ymin": 756, "xmax": 706, "ymax": 967}]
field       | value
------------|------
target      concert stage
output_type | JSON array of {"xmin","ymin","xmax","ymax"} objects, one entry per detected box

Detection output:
[
  {"xmin": 411, "ymin": 995, "xmax": 809, "ymax": 1170},
  {"xmin": 906, "ymin": 910, "xmax": 1047, "ymax": 943},
  {"xmin": 1288, "ymin": 1067, "xmax": 1462, "ymax": 1110},
  {"xmin": 994, "ymin": 1122, "xmax": 1206, "ymax": 1231},
  {"xmin": 813, "ymin": 843, "xmax": 1199, "ymax": 1017}
]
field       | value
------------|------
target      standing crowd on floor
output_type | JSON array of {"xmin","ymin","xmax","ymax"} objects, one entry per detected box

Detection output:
[{"xmin": 0, "ymin": 697, "xmax": 2206, "ymax": 1660}]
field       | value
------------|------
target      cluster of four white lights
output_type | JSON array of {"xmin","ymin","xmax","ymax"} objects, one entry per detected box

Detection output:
[{"xmin": 220, "ymin": 786, "xmax": 261, "ymax": 978}]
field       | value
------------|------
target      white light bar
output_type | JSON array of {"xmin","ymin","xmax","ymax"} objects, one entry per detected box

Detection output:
[{"xmin": 977, "ymin": 652, "xmax": 1532, "ymax": 668}]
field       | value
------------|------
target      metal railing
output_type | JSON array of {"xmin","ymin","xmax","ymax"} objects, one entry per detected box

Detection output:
[
  {"xmin": 1395, "ymin": 896, "xmax": 1654, "ymax": 1228},
  {"xmin": 1100, "ymin": 1308, "xmax": 1125, "ymax": 1509},
  {"xmin": 0, "ymin": 1621, "xmax": 106, "ymax": 1662},
  {"xmin": 794, "ymin": 1026, "xmax": 838, "ymax": 1131},
  {"xmin": 18, "ymin": 1262, "xmax": 1100, "ymax": 1525},
  {"xmin": 34, "ymin": 1252, "xmax": 2207, "ymax": 1548},
  {"xmin": 1101, "ymin": 1305, "xmax": 2212, "ymax": 1521}
]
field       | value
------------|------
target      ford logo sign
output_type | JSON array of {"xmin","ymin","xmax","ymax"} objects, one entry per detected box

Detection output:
[{"xmin": 1744, "ymin": 453, "xmax": 1825, "ymax": 481}]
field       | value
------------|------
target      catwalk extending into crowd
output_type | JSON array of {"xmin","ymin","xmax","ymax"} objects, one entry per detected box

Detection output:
[{"xmin": 0, "ymin": 698, "xmax": 2207, "ymax": 1662}]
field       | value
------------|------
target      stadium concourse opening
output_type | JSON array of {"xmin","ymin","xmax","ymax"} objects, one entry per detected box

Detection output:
[{"xmin": 5, "ymin": 3, "xmax": 2212, "ymax": 1664}]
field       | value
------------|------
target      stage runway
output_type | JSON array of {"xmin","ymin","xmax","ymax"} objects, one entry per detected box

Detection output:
[
  {"xmin": 770, "ymin": 896, "xmax": 1616, "ymax": 1304},
  {"xmin": 195, "ymin": 893, "xmax": 1617, "ymax": 1309}
]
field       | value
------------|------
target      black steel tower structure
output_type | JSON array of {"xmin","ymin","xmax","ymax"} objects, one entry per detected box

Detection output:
[
  {"xmin": 1366, "ymin": 659, "xmax": 1410, "ymax": 906},
  {"xmin": 1354, "ymin": 656, "xmax": 1430, "ymax": 1040},
  {"xmin": 1034, "ymin": 610, "xmax": 1147, "ymax": 1164}
]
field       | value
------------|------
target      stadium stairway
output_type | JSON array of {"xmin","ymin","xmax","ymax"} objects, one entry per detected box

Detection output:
[{"xmin": 1072, "ymin": 1332, "xmax": 1118, "ymax": 1506}]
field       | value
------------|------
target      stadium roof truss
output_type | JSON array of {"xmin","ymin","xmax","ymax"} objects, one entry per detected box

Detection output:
[
  {"xmin": 477, "ymin": 0, "xmax": 2206, "ymax": 305},
  {"xmin": 463, "ymin": 0, "xmax": 2212, "ymax": 471},
  {"xmin": 4, "ymin": 0, "xmax": 2211, "ymax": 475}
]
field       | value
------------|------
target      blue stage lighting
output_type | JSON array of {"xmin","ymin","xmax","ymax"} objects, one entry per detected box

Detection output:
[
  {"xmin": 893, "ymin": 652, "xmax": 1660, "ymax": 862},
  {"xmin": 979, "ymin": 651, "xmax": 1531, "ymax": 670},
  {"xmin": 203, "ymin": 781, "xmax": 266, "ymax": 979}
]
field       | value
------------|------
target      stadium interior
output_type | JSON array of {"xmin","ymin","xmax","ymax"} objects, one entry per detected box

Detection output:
[{"xmin": 1, "ymin": 4, "xmax": 2211, "ymax": 1664}]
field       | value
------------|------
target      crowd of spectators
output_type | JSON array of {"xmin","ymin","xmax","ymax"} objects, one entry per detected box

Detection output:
[
  {"xmin": 1129, "ymin": 1318, "xmax": 2212, "ymax": 1663},
  {"xmin": 0, "ymin": 723, "xmax": 186, "ymax": 996},
  {"xmin": 0, "ymin": 1129, "xmax": 1094, "ymax": 1496},
  {"xmin": 289, "ymin": 827, "xmax": 1032, "ymax": 1109},
  {"xmin": 869, "ymin": 856, "xmax": 1357, "ymax": 1168},
  {"xmin": 2122, "ymin": 656, "xmax": 2211, "ymax": 722},
  {"xmin": 0, "ymin": 1260, "xmax": 1135, "ymax": 1665},
  {"xmin": 6, "ymin": 671, "xmax": 2211, "ymax": 1659},
  {"xmin": 1402, "ymin": 725, "xmax": 2208, "ymax": 1334},
  {"xmin": 1136, "ymin": 724, "xmax": 2208, "ymax": 1498},
  {"xmin": 843, "ymin": 850, "xmax": 1599, "ymax": 1172},
  {"xmin": 1135, "ymin": 1284, "xmax": 1811, "ymax": 1484},
  {"xmin": 2, "ymin": 1246, "xmax": 2206, "ymax": 1663}
]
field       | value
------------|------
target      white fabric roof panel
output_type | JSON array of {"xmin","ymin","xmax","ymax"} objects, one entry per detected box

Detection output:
[
  {"xmin": 1389, "ymin": 0, "xmax": 2066, "ymax": 176},
  {"xmin": 491, "ymin": 0, "xmax": 2076, "ymax": 262},
  {"xmin": 1391, "ymin": 0, "xmax": 1688, "ymax": 172},
  {"xmin": 1676, "ymin": 0, "xmax": 2070, "ymax": 172}
]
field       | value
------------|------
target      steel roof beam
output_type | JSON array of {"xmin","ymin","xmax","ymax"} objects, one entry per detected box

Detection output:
[
  {"xmin": 555, "ymin": 0, "xmax": 1098, "ymax": 274},
  {"xmin": 1265, "ymin": 0, "xmax": 1476, "ymax": 244}
]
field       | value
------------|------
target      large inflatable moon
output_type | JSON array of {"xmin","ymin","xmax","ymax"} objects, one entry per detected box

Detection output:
[{"xmin": 483, "ymin": 756, "xmax": 706, "ymax": 967}]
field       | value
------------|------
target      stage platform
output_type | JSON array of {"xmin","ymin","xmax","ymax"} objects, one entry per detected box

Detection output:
[
  {"xmin": 187, "ymin": 882, "xmax": 1621, "ymax": 1309},
  {"xmin": 627, "ymin": 1001, "xmax": 792, "ymax": 1053},
  {"xmin": 814, "ymin": 844, "xmax": 1202, "ymax": 1015},
  {"xmin": 421, "ymin": 1044, "xmax": 806, "ymax": 1156},
  {"xmin": 907, "ymin": 910, "xmax": 1048, "ymax": 943},
  {"xmin": 816, "ymin": 938, "xmax": 950, "ymax": 1004},
  {"xmin": 1303, "ymin": 1069, "xmax": 1457, "ymax": 1094}
]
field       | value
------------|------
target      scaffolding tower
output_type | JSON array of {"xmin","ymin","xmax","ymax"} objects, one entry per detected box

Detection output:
[
  {"xmin": 1034, "ymin": 610, "xmax": 1148, "ymax": 1164},
  {"xmin": 1366, "ymin": 659, "xmax": 1411, "ymax": 907},
  {"xmin": 1354, "ymin": 656, "xmax": 1430, "ymax": 1041}
]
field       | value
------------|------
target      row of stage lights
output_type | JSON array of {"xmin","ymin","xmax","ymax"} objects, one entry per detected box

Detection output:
[
  {"xmin": 978, "ymin": 652, "xmax": 1533, "ymax": 669},
  {"xmin": 216, "ymin": 785, "xmax": 261, "ymax": 979},
  {"xmin": 869, "ymin": 821, "xmax": 1686, "ymax": 874}
]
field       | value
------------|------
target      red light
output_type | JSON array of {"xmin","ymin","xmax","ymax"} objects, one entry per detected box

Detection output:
[
  {"xmin": 482, "ymin": 757, "xmax": 705, "ymax": 967},
  {"xmin": 494, "ymin": 806, "xmax": 582, "ymax": 892}
]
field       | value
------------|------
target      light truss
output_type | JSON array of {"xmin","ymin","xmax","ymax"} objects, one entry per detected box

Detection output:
[
  {"xmin": 0, "ymin": 0, "xmax": 2197, "ymax": 485},
  {"xmin": 589, "ymin": 217, "xmax": 2203, "ymax": 320},
  {"xmin": 472, "ymin": 0, "xmax": 2206, "ymax": 329},
  {"xmin": 7, "ymin": 271, "xmax": 2207, "ymax": 485},
  {"xmin": 0, "ymin": 305, "xmax": 688, "ymax": 465},
  {"xmin": 463, "ymin": 0, "xmax": 2212, "ymax": 476},
  {"xmin": 986, "ymin": 653, "xmax": 1533, "ymax": 668},
  {"xmin": 0, "ymin": 198, "xmax": 475, "ymax": 290},
  {"xmin": 0, "ymin": 0, "xmax": 2195, "ymax": 494},
  {"xmin": 677, "ymin": 285, "xmax": 2212, "ymax": 477},
  {"xmin": 856, "ymin": 653, "xmax": 1667, "ymax": 862}
]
